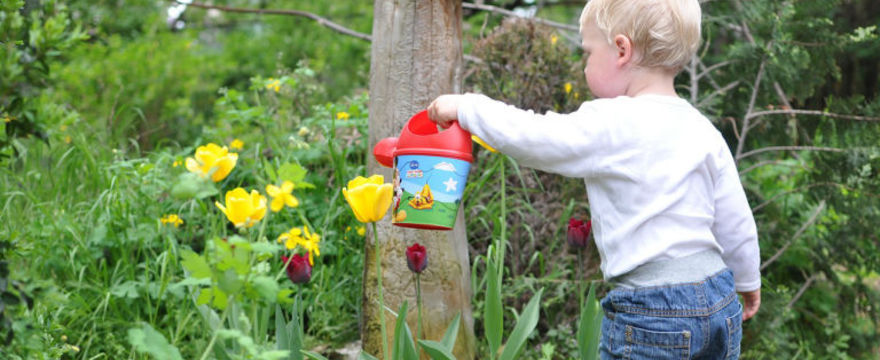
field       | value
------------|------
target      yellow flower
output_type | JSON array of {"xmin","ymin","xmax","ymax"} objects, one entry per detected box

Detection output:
[
  {"xmin": 298, "ymin": 126, "xmax": 310, "ymax": 137},
  {"xmin": 185, "ymin": 143, "xmax": 238, "ymax": 182},
  {"xmin": 266, "ymin": 181, "xmax": 299, "ymax": 212},
  {"xmin": 229, "ymin": 138, "xmax": 244, "ymax": 150},
  {"xmin": 472, "ymin": 135, "xmax": 498, "ymax": 153},
  {"xmin": 172, "ymin": 160, "xmax": 181, "ymax": 167},
  {"xmin": 551, "ymin": 34, "xmax": 558, "ymax": 45},
  {"xmin": 277, "ymin": 225, "xmax": 321, "ymax": 265},
  {"xmin": 278, "ymin": 227, "xmax": 304, "ymax": 250},
  {"xmin": 266, "ymin": 79, "xmax": 281, "ymax": 93},
  {"xmin": 336, "ymin": 111, "xmax": 350, "ymax": 120},
  {"xmin": 3, "ymin": 116, "xmax": 10, "ymax": 123},
  {"xmin": 64, "ymin": 136, "xmax": 71, "ymax": 144},
  {"xmin": 574, "ymin": 92, "xmax": 580, "ymax": 100},
  {"xmin": 564, "ymin": 82, "xmax": 573, "ymax": 94},
  {"xmin": 342, "ymin": 175, "xmax": 393, "ymax": 223},
  {"xmin": 357, "ymin": 226, "xmax": 365, "ymax": 236},
  {"xmin": 299, "ymin": 226, "xmax": 321, "ymax": 265},
  {"xmin": 160, "ymin": 214, "xmax": 184, "ymax": 227},
  {"xmin": 215, "ymin": 188, "xmax": 267, "ymax": 228}
]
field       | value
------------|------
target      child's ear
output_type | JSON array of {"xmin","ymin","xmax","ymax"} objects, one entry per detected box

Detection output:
[{"xmin": 613, "ymin": 34, "xmax": 633, "ymax": 67}]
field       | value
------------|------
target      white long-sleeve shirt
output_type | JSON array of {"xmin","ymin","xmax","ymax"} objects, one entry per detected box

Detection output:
[{"xmin": 457, "ymin": 93, "xmax": 761, "ymax": 292}]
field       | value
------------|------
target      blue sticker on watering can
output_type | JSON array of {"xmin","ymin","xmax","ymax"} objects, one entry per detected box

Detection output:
[{"xmin": 392, "ymin": 155, "xmax": 471, "ymax": 230}]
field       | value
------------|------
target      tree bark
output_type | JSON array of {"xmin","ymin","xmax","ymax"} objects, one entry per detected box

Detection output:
[{"xmin": 364, "ymin": 0, "xmax": 475, "ymax": 359}]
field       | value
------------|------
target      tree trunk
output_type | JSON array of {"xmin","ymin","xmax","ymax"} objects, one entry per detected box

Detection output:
[{"xmin": 363, "ymin": 0, "xmax": 475, "ymax": 359}]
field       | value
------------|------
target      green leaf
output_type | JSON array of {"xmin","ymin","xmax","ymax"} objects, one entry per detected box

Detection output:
[
  {"xmin": 392, "ymin": 301, "xmax": 419, "ymax": 360},
  {"xmin": 128, "ymin": 323, "xmax": 184, "ymax": 360},
  {"xmin": 499, "ymin": 288, "xmax": 544, "ymax": 360},
  {"xmin": 180, "ymin": 250, "xmax": 212, "ymax": 279},
  {"xmin": 213, "ymin": 287, "xmax": 229, "ymax": 310},
  {"xmin": 278, "ymin": 162, "xmax": 307, "ymax": 184},
  {"xmin": 441, "ymin": 312, "xmax": 461, "ymax": 350},
  {"xmin": 577, "ymin": 284, "xmax": 603, "ymax": 360},
  {"xmin": 217, "ymin": 269, "xmax": 243, "ymax": 294},
  {"xmin": 276, "ymin": 304, "xmax": 303, "ymax": 360},
  {"xmin": 358, "ymin": 351, "xmax": 379, "ymax": 360},
  {"xmin": 196, "ymin": 288, "xmax": 213, "ymax": 306},
  {"xmin": 252, "ymin": 276, "xmax": 279, "ymax": 303},
  {"xmin": 485, "ymin": 257, "xmax": 503, "ymax": 356},
  {"xmin": 110, "ymin": 280, "xmax": 140, "ymax": 299},
  {"xmin": 264, "ymin": 158, "xmax": 278, "ymax": 183},
  {"xmin": 418, "ymin": 340, "xmax": 456, "ymax": 360},
  {"xmin": 301, "ymin": 350, "xmax": 330, "ymax": 360}
]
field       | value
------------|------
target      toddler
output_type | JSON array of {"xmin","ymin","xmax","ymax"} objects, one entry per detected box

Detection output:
[{"xmin": 427, "ymin": 0, "xmax": 760, "ymax": 358}]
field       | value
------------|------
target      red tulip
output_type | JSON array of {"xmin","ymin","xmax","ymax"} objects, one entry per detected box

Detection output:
[
  {"xmin": 567, "ymin": 218, "xmax": 591, "ymax": 249},
  {"xmin": 282, "ymin": 254, "xmax": 312, "ymax": 284},
  {"xmin": 406, "ymin": 243, "xmax": 428, "ymax": 274}
]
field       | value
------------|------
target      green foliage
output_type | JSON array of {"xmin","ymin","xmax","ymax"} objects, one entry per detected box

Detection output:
[
  {"xmin": 2, "ymin": 0, "xmax": 879, "ymax": 358},
  {"xmin": 128, "ymin": 323, "xmax": 185, "ymax": 360},
  {"xmin": 1, "ymin": 0, "xmax": 86, "ymax": 158}
]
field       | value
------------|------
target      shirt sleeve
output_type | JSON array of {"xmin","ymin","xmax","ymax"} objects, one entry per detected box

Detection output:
[
  {"xmin": 456, "ymin": 93, "xmax": 610, "ymax": 178},
  {"xmin": 712, "ymin": 146, "xmax": 761, "ymax": 292}
]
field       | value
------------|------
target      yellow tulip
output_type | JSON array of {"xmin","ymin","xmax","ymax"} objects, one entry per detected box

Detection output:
[
  {"xmin": 564, "ymin": 82, "xmax": 573, "ymax": 94},
  {"xmin": 342, "ymin": 175, "xmax": 393, "ymax": 223},
  {"xmin": 336, "ymin": 111, "xmax": 350, "ymax": 120},
  {"xmin": 185, "ymin": 143, "xmax": 238, "ymax": 182},
  {"xmin": 215, "ymin": 188, "xmax": 267, "ymax": 228},
  {"xmin": 266, "ymin": 181, "xmax": 299, "ymax": 212}
]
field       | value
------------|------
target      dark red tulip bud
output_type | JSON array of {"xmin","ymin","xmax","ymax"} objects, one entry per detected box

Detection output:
[
  {"xmin": 567, "ymin": 217, "xmax": 591, "ymax": 249},
  {"xmin": 406, "ymin": 243, "xmax": 428, "ymax": 274},
  {"xmin": 282, "ymin": 254, "xmax": 312, "ymax": 284}
]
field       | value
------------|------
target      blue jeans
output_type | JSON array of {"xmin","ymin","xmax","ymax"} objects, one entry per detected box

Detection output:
[{"xmin": 600, "ymin": 269, "xmax": 743, "ymax": 359}]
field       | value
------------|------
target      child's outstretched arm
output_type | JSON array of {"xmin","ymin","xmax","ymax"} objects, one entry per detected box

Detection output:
[
  {"xmin": 712, "ymin": 147, "xmax": 762, "ymax": 321},
  {"xmin": 428, "ymin": 94, "xmax": 611, "ymax": 178}
]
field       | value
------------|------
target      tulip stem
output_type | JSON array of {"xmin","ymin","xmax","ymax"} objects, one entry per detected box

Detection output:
[
  {"xmin": 577, "ymin": 247, "xmax": 585, "ymax": 308},
  {"xmin": 416, "ymin": 273, "xmax": 423, "ymax": 342},
  {"xmin": 372, "ymin": 222, "xmax": 389, "ymax": 360}
]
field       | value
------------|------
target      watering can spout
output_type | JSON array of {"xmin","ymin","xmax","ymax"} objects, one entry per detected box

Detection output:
[{"xmin": 374, "ymin": 137, "xmax": 398, "ymax": 168}]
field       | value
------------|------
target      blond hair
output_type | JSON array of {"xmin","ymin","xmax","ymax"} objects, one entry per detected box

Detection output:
[{"xmin": 580, "ymin": 0, "xmax": 701, "ymax": 71}]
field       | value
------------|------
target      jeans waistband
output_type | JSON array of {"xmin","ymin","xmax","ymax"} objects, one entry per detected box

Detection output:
[{"xmin": 610, "ymin": 249, "xmax": 727, "ymax": 289}]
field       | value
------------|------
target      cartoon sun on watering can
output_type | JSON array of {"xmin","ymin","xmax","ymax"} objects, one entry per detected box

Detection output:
[{"xmin": 374, "ymin": 110, "xmax": 473, "ymax": 230}]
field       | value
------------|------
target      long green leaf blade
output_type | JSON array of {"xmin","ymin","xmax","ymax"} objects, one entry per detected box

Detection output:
[
  {"xmin": 440, "ymin": 312, "xmax": 461, "ymax": 350},
  {"xmin": 577, "ymin": 283, "xmax": 603, "ymax": 360},
  {"xmin": 499, "ymin": 288, "xmax": 544, "ymax": 360},
  {"xmin": 392, "ymin": 301, "xmax": 419, "ymax": 360},
  {"xmin": 418, "ymin": 340, "xmax": 457, "ymax": 360},
  {"xmin": 485, "ymin": 257, "xmax": 503, "ymax": 356}
]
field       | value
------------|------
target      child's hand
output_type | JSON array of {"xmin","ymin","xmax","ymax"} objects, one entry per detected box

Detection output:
[
  {"xmin": 427, "ymin": 94, "xmax": 461, "ymax": 128},
  {"xmin": 739, "ymin": 289, "xmax": 761, "ymax": 321}
]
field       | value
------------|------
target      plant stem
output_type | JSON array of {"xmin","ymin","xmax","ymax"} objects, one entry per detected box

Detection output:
[
  {"xmin": 497, "ymin": 155, "xmax": 507, "ymax": 279},
  {"xmin": 416, "ymin": 273, "xmax": 423, "ymax": 342},
  {"xmin": 577, "ymin": 247, "xmax": 585, "ymax": 309},
  {"xmin": 372, "ymin": 222, "xmax": 389, "ymax": 359},
  {"xmin": 198, "ymin": 296, "xmax": 232, "ymax": 360}
]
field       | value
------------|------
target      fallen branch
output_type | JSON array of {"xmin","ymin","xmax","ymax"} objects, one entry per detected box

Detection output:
[
  {"xmin": 760, "ymin": 200, "xmax": 825, "ymax": 271},
  {"xmin": 745, "ymin": 109, "xmax": 880, "ymax": 122},
  {"xmin": 736, "ymin": 146, "xmax": 844, "ymax": 161},
  {"xmin": 462, "ymin": 2, "xmax": 580, "ymax": 33},
  {"xmin": 786, "ymin": 272, "xmax": 819, "ymax": 309},
  {"xmin": 172, "ymin": 0, "xmax": 373, "ymax": 42}
]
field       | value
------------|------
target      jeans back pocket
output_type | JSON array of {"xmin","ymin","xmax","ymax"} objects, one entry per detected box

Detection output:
[
  {"xmin": 623, "ymin": 324, "xmax": 691, "ymax": 360},
  {"xmin": 725, "ymin": 304, "xmax": 743, "ymax": 359}
]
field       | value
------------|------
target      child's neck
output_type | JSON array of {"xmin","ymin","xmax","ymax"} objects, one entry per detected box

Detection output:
[{"xmin": 623, "ymin": 67, "xmax": 678, "ymax": 98}]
